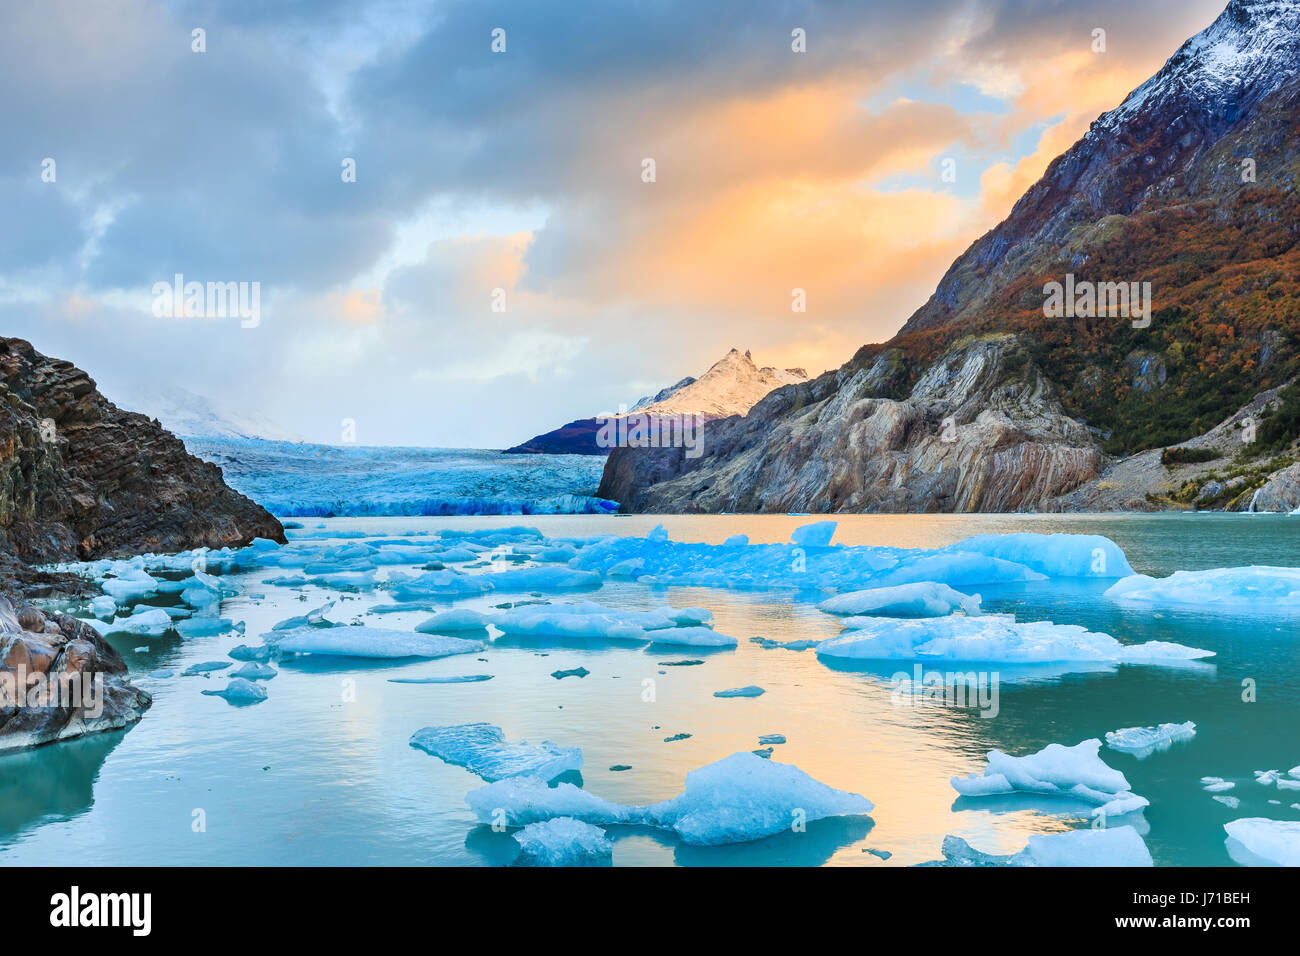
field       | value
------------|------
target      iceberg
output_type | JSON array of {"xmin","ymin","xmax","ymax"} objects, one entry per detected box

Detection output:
[
  {"xmin": 790, "ymin": 521, "xmax": 836, "ymax": 548},
  {"xmin": 414, "ymin": 608, "xmax": 495, "ymax": 634},
  {"xmin": 269, "ymin": 626, "xmax": 484, "ymax": 659},
  {"xmin": 183, "ymin": 661, "xmax": 232, "ymax": 676},
  {"xmin": 941, "ymin": 533, "xmax": 1133, "ymax": 579},
  {"xmin": 272, "ymin": 600, "xmax": 338, "ymax": 631},
  {"xmin": 512, "ymin": 818, "xmax": 613, "ymax": 867},
  {"xmin": 464, "ymin": 751, "xmax": 872, "ymax": 846},
  {"xmin": 1106, "ymin": 566, "xmax": 1300, "ymax": 610},
  {"xmin": 229, "ymin": 643, "xmax": 272, "ymax": 662},
  {"xmin": 478, "ymin": 567, "xmax": 602, "ymax": 592},
  {"xmin": 1224, "ymin": 818, "xmax": 1300, "ymax": 867},
  {"xmin": 818, "ymin": 582, "xmax": 981, "ymax": 618},
  {"xmin": 645, "ymin": 626, "xmax": 738, "ymax": 648},
  {"xmin": 228, "ymin": 662, "xmax": 277, "ymax": 680},
  {"xmin": 201, "ymin": 677, "xmax": 268, "ymax": 703},
  {"xmin": 932, "ymin": 827, "xmax": 1152, "ymax": 867},
  {"xmin": 1104, "ymin": 722, "xmax": 1196, "ymax": 758},
  {"xmin": 952, "ymin": 739, "xmax": 1146, "ymax": 817},
  {"xmin": 410, "ymin": 723, "xmax": 581, "ymax": 782},
  {"xmin": 714, "ymin": 685, "xmax": 765, "ymax": 698},
  {"xmin": 816, "ymin": 614, "xmax": 1212, "ymax": 668}
]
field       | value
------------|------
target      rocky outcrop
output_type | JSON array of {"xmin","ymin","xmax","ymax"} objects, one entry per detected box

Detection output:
[
  {"xmin": 600, "ymin": 335, "xmax": 1106, "ymax": 513},
  {"xmin": 0, "ymin": 336, "xmax": 284, "ymax": 563},
  {"xmin": 0, "ymin": 336, "xmax": 285, "ymax": 750},
  {"xmin": 1253, "ymin": 462, "xmax": 1300, "ymax": 511},
  {"xmin": 0, "ymin": 594, "xmax": 150, "ymax": 753}
]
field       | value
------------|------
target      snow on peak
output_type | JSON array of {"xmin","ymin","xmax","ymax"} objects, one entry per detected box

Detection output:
[
  {"xmin": 634, "ymin": 349, "xmax": 809, "ymax": 419},
  {"xmin": 1099, "ymin": 0, "xmax": 1300, "ymax": 131},
  {"xmin": 117, "ymin": 383, "xmax": 305, "ymax": 442}
]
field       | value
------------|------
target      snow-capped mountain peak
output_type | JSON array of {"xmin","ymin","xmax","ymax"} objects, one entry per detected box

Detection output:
[
  {"xmin": 634, "ymin": 348, "xmax": 809, "ymax": 419},
  {"xmin": 116, "ymin": 384, "xmax": 305, "ymax": 443}
]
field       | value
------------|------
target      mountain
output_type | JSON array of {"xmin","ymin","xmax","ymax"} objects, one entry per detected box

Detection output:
[
  {"xmin": 601, "ymin": 0, "xmax": 1300, "ymax": 513},
  {"xmin": 117, "ymin": 383, "xmax": 305, "ymax": 442},
  {"xmin": 504, "ymin": 350, "xmax": 808, "ymax": 455}
]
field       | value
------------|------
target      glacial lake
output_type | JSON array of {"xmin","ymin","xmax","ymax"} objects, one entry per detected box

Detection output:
[{"xmin": 2, "ymin": 512, "xmax": 1298, "ymax": 866}]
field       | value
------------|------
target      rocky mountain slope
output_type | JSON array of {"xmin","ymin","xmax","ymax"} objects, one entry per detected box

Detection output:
[
  {"xmin": 506, "ymin": 350, "xmax": 807, "ymax": 455},
  {"xmin": 603, "ymin": 0, "xmax": 1300, "ymax": 514},
  {"xmin": 0, "ymin": 336, "xmax": 285, "ymax": 749}
]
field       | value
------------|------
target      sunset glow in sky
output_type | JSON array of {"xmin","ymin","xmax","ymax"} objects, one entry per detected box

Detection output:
[{"xmin": 1, "ymin": 0, "xmax": 1228, "ymax": 446}]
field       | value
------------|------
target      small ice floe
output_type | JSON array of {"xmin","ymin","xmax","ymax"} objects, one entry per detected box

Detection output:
[
  {"xmin": 146, "ymin": 669, "xmax": 173, "ymax": 679},
  {"xmin": 952, "ymin": 739, "xmax": 1147, "ymax": 820},
  {"xmin": 865, "ymin": 848, "xmax": 892, "ymax": 860},
  {"xmin": 1224, "ymin": 818, "xmax": 1300, "ymax": 866},
  {"xmin": 1105, "ymin": 566, "xmax": 1300, "ymax": 610},
  {"xmin": 89, "ymin": 595, "xmax": 116, "ymax": 620},
  {"xmin": 714, "ymin": 685, "xmax": 765, "ymax": 698},
  {"xmin": 759, "ymin": 734, "xmax": 786, "ymax": 745},
  {"xmin": 174, "ymin": 617, "xmax": 237, "ymax": 639},
  {"xmin": 229, "ymin": 662, "xmax": 277, "ymax": 681},
  {"xmin": 817, "ymin": 615, "xmax": 1212, "ymax": 670},
  {"xmin": 182, "ymin": 661, "xmax": 233, "ymax": 676},
  {"xmin": 98, "ymin": 607, "xmax": 176, "ymax": 637},
  {"xmin": 1255, "ymin": 769, "xmax": 1300, "ymax": 791},
  {"xmin": 409, "ymin": 723, "xmax": 581, "ymax": 782},
  {"xmin": 202, "ymin": 677, "xmax": 268, "ymax": 704},
  {"xmin": 268, "ymin": 626, "xmax": 484, "ymax": 660},
  {"xmin": 790, "ymin": 521, "xmax": 837, "ymax": 548},
  {"xmin": 466, "ymin": 751, "xmax": 872, "ymax": 846},
  {"xmin": 229, "ymin": 644, "xmax": 272, "ymax": 663},
  {"xmin": 1202, "ymin": 777, "xmax": 1236, "ymax": 793},
  {"xmin": 479, "ymin": 567, "xmax": 602, "ymax": 593},
  {"xmin": 646, "ymin": 626, "xmax": 737, "ymax": 648},
  {"xmin": 1213, "ymin": 795, "xmax": 1241, "ymax": 809},
  {"xmin": 926, "ymin": 827, "xmax": 1152, "ymax": 867},
  {"xmin": 370, "ymin": 601, "xmax": 436, "ymax": 615},
  {"xmin": 551, "ymin": 667, "xmax": 589, "ymax": 680},
  {"xmin": 101, "ymin": 566, "xmax": 159, "ymax": 603},
  {"xmin": 493, "ymin": 601, "xmax": 713, "ymax": 642},
  {"xmin": 415, "ymin": 609, "xmax": 495, "ymax": 634},
  {"xmin": 749, "ymin": 637, "xmax": 818, "ymax": 651},
  {"xmin": 272, "ymin": 600, "xmax": 338, "ymax": 631},
  {"xmin": 389, "ymin": 674, "xmax": 493, "ymax": 684},
  {"xmin": 752, "ymin": 747, "xmax": 774, "ymax": 758},
  {"xmin": 512, "ymin": 818, "xmax": 613, "ymax": 867},
  {"xmin": 387, "ymin": 569, "xmax": 496, "ymax": 601},
  {"xmin": 1104, "ymin": 721, "xmax": 1196, "ymax": 759},
  {"xmin": 663, "ymin": 733, "xmax": 692, "ymax": 742},
  {"xmin": 818, "ymin": 582, "xmax": 981, "ymax": 619}
]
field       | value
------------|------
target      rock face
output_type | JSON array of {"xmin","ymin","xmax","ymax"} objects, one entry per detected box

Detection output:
[
  {"xmin": 0, "ymin": 594, "xmax": 150, "ymax": 753},
  {"xmin": 0, "ymin": 336, "xmax": 284, "ymax": 750},
  {"xmin": 0, "ymin": 336, "xmax": 285, "ymax": 563},
  {"xmin": 600, "ymin": 335, "xmax": 1106, "ymax": 513}
]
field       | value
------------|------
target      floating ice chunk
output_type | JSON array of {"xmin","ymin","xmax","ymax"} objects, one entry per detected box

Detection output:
[
  {"xmin": 863, "ymin": 553, "xmax": 1045, "ymax": 590},
  {"xmin": 1202, "ymin": 777, "xmax": 1235, "ymax": 793},
  {"xmin": 551, "ymin": 667, "xmax": 589, "ymax": 680},
  {"xmin": 229, "ymin": 644, "xmax": 272, "ymax": 662},
  {"xmin": 723, "ymin": 534, "xmax": 749, "ymax": 547},
  {"xmin": 183, "ymin": 661, "xmax": 232, "ymax": 676},
  {"xmin": 415, "ymin": 608, "xmax": 495, "ymax": 633},
  {"xmin": 202, "ymin": 677, "xmax": 268, "ymax": 703},
  {"xmin": 1224, "ymin": 818, "xmax": 1300, "ymax": 866},
  {"xmin": 101, "ymin": 567, "xmax": 159, "ymax": 602},
  {"xmin": 664, "ymin": 607, "xmax": 713, "ymax": 626},
  {"xmin": 1105, "ymin": 566, "xmax": 1300, "ymax": 609},
  {"xmin": 467, "ymin": 777, "xmax": 635, "ymax": 827},
  {"xmin": 89, "ymin": 595, "xmax": 116, "ymax": 620},
  {"xmin": 495, "ymin": 602, "xmax": 649, "ymax": 641},
  {"xmin": 818, "ymin": 582, "xmax": 981, "ymax": 619},
  {"xmin": 1290, "ymin": 765, "xmax": 1300, "ymax": 779},
  {"xmin": 272, "ymin": 600, "xmax": 338, "ymax": 631},
  {"xmin": 714, "ymin": 685, "xmax": 765, "ymax": 698},
  {"xmin": 1022, "ymin": 826, "xmax": 1153, "ymax": 867},
  {"xmin": 388, "ymin": 674, "xmax": 493, "ymax": 684},
  {"xmin": 512, "ymin": 818, "xmax": 613, "ymax": 867},
  {"xmin": 1105, "ymin": 721, "xmax": 1196, "ymax": 758},
  {"xmin": 270, "ymin": 626, "xmax": 484, "ymax": 659},
  {"xmin": 791, "ymin": 521, "xmax": 836, "ymax": 548},
  {"xmin": 750, "ymin": 637, "xmax": 818, "ymax": 651},
  {"xmin": 174, "ymin": 617, "xmax": 237, "ymax": 638},
  {"xmin": 945, "ymin": 533, "xmax": 1133, "ymax": 579},
  {"xmin": 1214, "ymin": 795, "xmax": 1241, "ymax": 809},
  {"xmin": 758, "ymin": 734, "xmax": 786, "ymax": 745},
  {"xmin": 229, "ymin": 662, "xmax": 277, "ymax": 680},
  {"xmin": 1256, "ymin": 769, "xmax": 1282, "ymax": 786},
  {"xmin": 411, "ymin": 723, "xmax": 581, "ymax": 781},
  {"xmin": 388, "ymin": 569, "xmax": 495, "ymax": 601},
  {"xmin": 643, "ymin": 752, "xmax": 872, "ymax": 846},
  {"xmin": 645, "ymin": 626, "xmax": 738, "ymax": 648},
  {"xmin": 146, "ymin": 669, "xmax": 173, "ymax": 679},
  {"xmin": 952, "ymin": 739, "xmax": 1142, "ymax": 811},
  {"xmin": 479, "ymin": 567, "xmax": 603, "ymax": 592},
  {"xmin": 817, "ymin": 615, "xmax": 1212, "ymax": 667}
]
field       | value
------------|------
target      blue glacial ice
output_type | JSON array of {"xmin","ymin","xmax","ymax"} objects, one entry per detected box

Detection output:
[
  {"xmin": 714, "ymin": 685, "xmax": 765, "ymax": 698},
  {"xmin": 952, "ymin": 739, "xmax": 1147, "ymax": 819},
  {"xmin": 1224, "ymin": 818, "xmax": 1300, "ymax": 867},
  {"xmin": 268, "ymin": 626, "xmax": 484, "ymax": 659},
  {"xmin": 414, "ymin": 608, "xmax": 496, "ymax": 633},
  {"xmin": 1105, "ymin": 566, "xmax": 1300, "ymax": 609},
  {"xmin": 466, "ymin": 751, "xmax": 871, "ymax": 846},
  {"xmin": 228, "ymin": 662, "xmax": 278, "ymax": 681},
  {"xmin": 493, "ymin": 601, "xmax": 715, "ymax": 642},
  {"xmin": 1104, "ymin": 721, "xmax": 1196, "ymax": 758},
  {"xmin": 409, "ymin": 723, "xmax": 582, "ymax": 782},
  {"xmin": 790, "ymin": 521, "xmax": 837, "ymax": 548},
  {"xmin": 930, "ymin": 826, "xmax": 1152, "ymax": 867},
  {"xmin": 512, "ymin": 818, "xmax": 613, "ymax": 867},
  {"xmin": 817, "ymin": 582, "xmax": 981, "ymax": 618},
  {"xmin": 816, "ymin": 614, "xmax": 1212, "ymax": 667},
  {"xmin": 201, "ymin": 677, "xmax": 269, "ymax": 704}
]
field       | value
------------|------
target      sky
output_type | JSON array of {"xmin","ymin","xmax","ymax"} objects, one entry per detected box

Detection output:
[{"xmin": 0, "ymin": 0, "xmax": 1229, "ymax": 447}]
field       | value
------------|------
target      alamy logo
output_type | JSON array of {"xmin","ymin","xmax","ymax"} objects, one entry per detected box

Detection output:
[
  {"xmin": 0, "ymin": 667, "xmax": 103, "ymax": 717},
  {"xmin": 595, "ymin": 405, "xmax": 705, "ymax": 459},
  {"xmin": 1043, "ymin": 274, "xmax": 1151, "ymax": 329},
  {"xmin": 49, "ymin": 886, "xmax": 151, "ymax": 936},
  {"xmin": 152, "ymin": 274, "xmax": 261, "ymax": 328}
]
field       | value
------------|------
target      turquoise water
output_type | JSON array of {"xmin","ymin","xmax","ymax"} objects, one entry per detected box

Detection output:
[{"xmin": 2, "ymin": 513, "xmax": 1298, "ymax": 866}]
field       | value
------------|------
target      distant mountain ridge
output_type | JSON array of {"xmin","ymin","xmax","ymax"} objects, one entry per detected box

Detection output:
[
  {"xmin": 118, "ymin": 384, "xmax": 305, "ymax": 443},
  {"xmin": 504, "ymin": 349, "xmax": 808, "ymax": 455}
]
